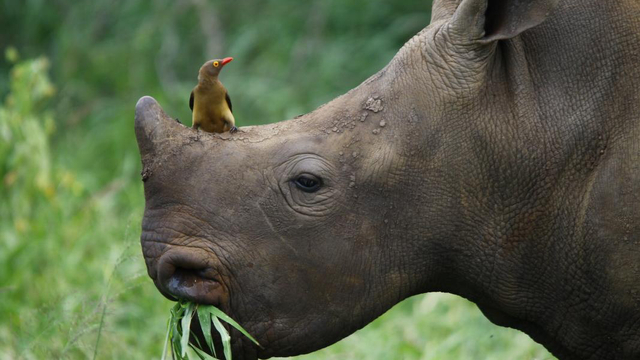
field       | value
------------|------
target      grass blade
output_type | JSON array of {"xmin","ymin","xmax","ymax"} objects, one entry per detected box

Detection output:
[
  {"xmin": 197, "ymin": 306, "xmax": 216, "ymax": 357},
  {"xmin": 189, "ymin": 330, "xmax": 205, "ymax": 358},
  {"xmin": 190, "ymin": 343, "xmax": 218, "ymax": 360},
  {"xmin": 180, "ymin": 302, "xmax": 196, "ymax": 358},
  {"xmin": 170, "ymin": 303, "xmax": 185, "ymax": 359},
  {"xmin": 161, "ymin": 317, "xmax": 172, "ymax": 360},
  {"xmin": 92, "ymin": 301, "xmax": 108, "ymax": 360},
  {"xmin": 189, "ymin": 342, "xmax": 206, "ymax": 360},
  {"xmin": 212, "ymin": 316, "xmax": 232, "ymax": 360},
  {"xmin": 201, "ymin": 306, "xmax": 260, "ymax": 346}
]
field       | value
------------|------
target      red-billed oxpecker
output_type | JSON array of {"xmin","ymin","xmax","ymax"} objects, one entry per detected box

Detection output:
[{"xmin": 190, "ymin": 57, "xmax": 236, "ymax": 133}]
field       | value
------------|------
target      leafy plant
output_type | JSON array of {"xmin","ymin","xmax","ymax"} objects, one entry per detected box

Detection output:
[{"xmin": 163, "ymin": 301, "xmax": 260, "ymax": 360}]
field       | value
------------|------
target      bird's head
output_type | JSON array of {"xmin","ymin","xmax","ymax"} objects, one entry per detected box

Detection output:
[{"xmin": 198, "ymin": 57, "xmax": 233, "ymax": 81}]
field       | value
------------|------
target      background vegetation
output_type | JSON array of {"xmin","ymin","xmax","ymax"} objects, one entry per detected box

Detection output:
[{"xmin": 0, "ymin": 0, "xmax": 555, "ymax": 358}]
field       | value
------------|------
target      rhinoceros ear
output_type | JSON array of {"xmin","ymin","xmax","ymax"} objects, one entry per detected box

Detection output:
[
  {"xmin": 431, "ymin": 0, "xmax": 462, "ymax": 23},
  {"xmin": 448, "ymin": 0, "xmax": 560, "ymax": 42}
]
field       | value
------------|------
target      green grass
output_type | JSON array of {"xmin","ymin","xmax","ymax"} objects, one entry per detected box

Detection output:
[
  {"xmin": 0, "ymin": 1, "xmax": 556, "ymax": 358},
  {"xmin": 163, "ymin": 301, "xmax": 259, "ymax": 360}
]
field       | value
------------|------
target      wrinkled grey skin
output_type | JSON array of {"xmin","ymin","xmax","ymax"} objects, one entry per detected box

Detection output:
[{"xmin": 135, "ymin": 0, "xmax": 640, "ymax": 359}]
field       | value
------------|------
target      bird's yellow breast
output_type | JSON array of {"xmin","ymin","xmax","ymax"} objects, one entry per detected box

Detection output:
[{"xmin": 192, "ymin": 81, "xmax": 233, "ymax": 133}]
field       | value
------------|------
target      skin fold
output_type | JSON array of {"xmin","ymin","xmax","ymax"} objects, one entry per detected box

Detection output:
[{"xmin": 135, "ymin": 0, "xmax": 640, "ymax": 359}]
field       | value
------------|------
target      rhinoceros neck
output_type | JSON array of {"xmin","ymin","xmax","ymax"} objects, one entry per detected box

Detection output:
[{"xmin": 432, "ymin": 2, "xmax": 640, "ymax": 357}]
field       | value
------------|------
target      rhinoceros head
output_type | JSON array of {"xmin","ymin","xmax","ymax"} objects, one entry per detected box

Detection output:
[{"xmin": 136, "ymin": 88, "xmax": 432, "ymax": 357}]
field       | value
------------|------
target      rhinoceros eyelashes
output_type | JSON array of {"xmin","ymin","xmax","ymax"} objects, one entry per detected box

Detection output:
[{"xmin": 293, "ymin": 174, "xmax": 322, "ymax": 193}]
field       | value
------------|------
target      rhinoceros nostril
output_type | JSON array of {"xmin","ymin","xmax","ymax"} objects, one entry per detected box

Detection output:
[{"xmin": 156, "ymin": 249, "xmax": 226, "ymax": 305}]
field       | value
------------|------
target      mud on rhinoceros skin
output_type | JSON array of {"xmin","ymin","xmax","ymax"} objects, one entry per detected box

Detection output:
[{"xmin": 135, "ymin": 0, "xmax": 640, "ymax": 359}]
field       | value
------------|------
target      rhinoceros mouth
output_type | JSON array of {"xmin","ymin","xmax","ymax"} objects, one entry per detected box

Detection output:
[{"xmin": 156, "ymin": 247, "xmax": 228, "ymax": 306}]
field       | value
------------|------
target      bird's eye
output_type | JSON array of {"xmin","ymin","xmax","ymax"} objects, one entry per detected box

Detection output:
[
  {"xmin": 293, "ymin": 175, "xmax": 322, "ymax": 193},
  {"xmin": 213, "ymin": 61, "xmax": 219, "ymax": 67}
]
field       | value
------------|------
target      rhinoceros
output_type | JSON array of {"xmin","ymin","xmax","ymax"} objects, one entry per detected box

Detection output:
[{"xmin": 135, "ymin": 0, "xmax": 640, "ymax": 358}]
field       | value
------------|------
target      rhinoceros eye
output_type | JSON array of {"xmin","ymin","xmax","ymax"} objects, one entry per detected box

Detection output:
[{"xmin": 293, "ymin": 174, "xmax": 322, "ymax": 193}]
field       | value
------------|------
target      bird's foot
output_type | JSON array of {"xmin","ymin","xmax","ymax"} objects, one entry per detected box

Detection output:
[
  {"xmin": 230, "ymin": 126, "xmax": 238, "ymax": 133},
  {"xmin": 195, "ymin": 128, "xmax": 200, "ymax": 141},
  {"xmin": 175, "ymin": 118, "xmax": 181, "ymax": 124}
]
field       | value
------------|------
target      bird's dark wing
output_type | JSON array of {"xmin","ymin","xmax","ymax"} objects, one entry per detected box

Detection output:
[
  {"xmin": 225, "ymin": 91, "xmax": 233, "ymax": 113},
  {"xmin": 189, "ymin": 90, "xmax": 194, "ymax": 112}
]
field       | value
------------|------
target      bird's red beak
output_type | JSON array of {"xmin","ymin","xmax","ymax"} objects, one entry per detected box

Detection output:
[{"xmin": 221, "ymin": 57, "xmax": 233, "ymax": 66}]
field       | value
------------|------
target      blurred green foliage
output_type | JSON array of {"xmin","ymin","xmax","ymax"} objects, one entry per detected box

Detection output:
[{"xmin": 0, "ymin": 0, "xmax": 554, "ymax": 359}]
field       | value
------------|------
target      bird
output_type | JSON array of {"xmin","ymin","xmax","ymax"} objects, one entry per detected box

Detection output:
[{"xmin": 190, "ymin": 57, "xmax": 236, "ymax": 134}]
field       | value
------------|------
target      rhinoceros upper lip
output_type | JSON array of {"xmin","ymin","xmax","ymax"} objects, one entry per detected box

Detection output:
[
  {"xmin": 156, "ymin": 247, "xmax": 227, "ymax": 305},
  {"xmin": 166, "ymin": 268, "xmax": 222, "ymax": 302}
]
